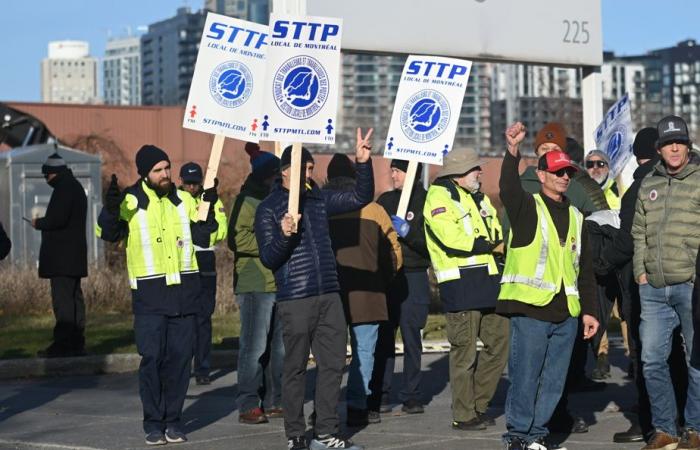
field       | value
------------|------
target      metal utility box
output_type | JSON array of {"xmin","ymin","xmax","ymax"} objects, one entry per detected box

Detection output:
[{"xmin": 0, "ymin": 144, "xmax": 102, "ymax": 267}]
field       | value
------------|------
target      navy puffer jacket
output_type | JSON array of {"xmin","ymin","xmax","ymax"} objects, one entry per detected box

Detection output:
[{"xmin": 255, "ymin": 159, "xmax": 374, "ymax": 302}]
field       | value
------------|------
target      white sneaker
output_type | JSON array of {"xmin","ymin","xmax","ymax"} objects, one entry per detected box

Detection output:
[{"xmin": 527, "ymin": 440, "xmax": 567, "ymax": 450}]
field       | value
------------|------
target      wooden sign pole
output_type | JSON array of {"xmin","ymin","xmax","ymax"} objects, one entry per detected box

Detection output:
[
  {"xmin": 395, "ymin": 160, "xmax": 418, "ymax": 219},
  {"xmin": 197, "ymin": 133, "xmax": 226, "ymax": 221},
  {"xmin": 287, "ymin": 142, "xmax": 303, "ymax": 232},
  {"xmin": 274, "ymin": 141, "xmax": 282, "ymax": 158}
]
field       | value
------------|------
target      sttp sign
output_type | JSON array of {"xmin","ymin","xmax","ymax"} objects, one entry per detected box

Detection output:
[
  {"xmin": 384, "ymin": 55, "xmax": 472, "ymax": 165},
  {"xmin": 259, "ymin": 14, "xmax": 343, "ymax": 145},
  {"xmin": 183, "ymin": 13, "xmax": 269, "ymax": 142},
  {"xmin": 595, "ymin": 93, "xmax": 634, "ymax": 179}
]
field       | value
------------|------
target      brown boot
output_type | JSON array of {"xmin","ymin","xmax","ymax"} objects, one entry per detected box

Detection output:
[
  {"xmin": 239, "ymin": 407, "xmax": 269, "ymax": 424},
  {"xmin": 642, "ymin": 432, "xmax": 679, "ymax": 450},
  {"xmin": 678, "ymin": 429, "xmax": 700, "ymax": 450}
]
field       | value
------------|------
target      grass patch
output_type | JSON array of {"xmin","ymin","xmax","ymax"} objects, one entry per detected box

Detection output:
[{"xmin": 0, "ymin": 312, "xmax": 241, "ymax": 360}]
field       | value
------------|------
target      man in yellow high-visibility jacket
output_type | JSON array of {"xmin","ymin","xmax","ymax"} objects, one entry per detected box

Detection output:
[
  {"xmin": 423, "ymin": 147, "xmax": 509, "ymax": 432},
  {"xmin": 178, "ymin": 162, "xmax": 228, "ymax": 386},
  {"xmin": 498, "ymin": 123, "xmax": 599, "ymax": 450},
  {"xmin": 97, "ymin": 145, "xmax": 219, "ymax": 446}
]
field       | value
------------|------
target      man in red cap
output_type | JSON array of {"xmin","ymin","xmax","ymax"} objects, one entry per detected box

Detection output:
[{"xmin": 498, "ymin": 122, "xmax": 599, "ymax": 450}]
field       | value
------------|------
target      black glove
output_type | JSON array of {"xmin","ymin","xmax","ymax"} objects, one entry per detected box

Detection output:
[
  {"xmin": 202, "ymin": 185, "xmax": 218, "ymax": 206},
  {"xmin": 105, "ymin": 174, "xmax": 122, "ymax": 214},
  {"xmin": 472, "ymin": 236, "xmax": 496, "ymax": 254}
]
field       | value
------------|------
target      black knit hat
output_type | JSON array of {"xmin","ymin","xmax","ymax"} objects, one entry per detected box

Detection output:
[
  {"xmin": 565, "ymin": 137, "xmax": 584, "ymax": 164},
  {"xmin": 280, "ymin": 145, "xmax": 314, "ymax": 171},
  {"xmin": 42, "ymin": 153, "xmax": 67, "ymax": 175},
  {"xmin": 245, "ymin": 142, "xmax": 280, "ymax": 181},
  {"xmin": 390, "ymin": 159, "xmax": 422, "ymax": 175},
  {"xmin": 327, "ymin": 154, "xmax": 355, "ymax": 180},
  {"xmin": 633, "ymin": 127, "xmax": 659, "ymax": 160},
  {"xmin": 136, "ymin": 145, "xmax": 170, "ymax": 177}
]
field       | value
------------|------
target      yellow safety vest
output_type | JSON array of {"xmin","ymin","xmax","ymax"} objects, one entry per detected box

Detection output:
[
  {"xmin": 424, "ymin": 181, "xmax": 501, "ymax": 284},
  {"xmin": 99, "ymin": 181, "xmax": 201, "ymax": 289},
  {"xmin": 602, "ymin": 178, "xmax": 621, "ymax": 209},
  {"xmin": 498, "ymin": 194, "xmax": 583, "ymax": 317}
]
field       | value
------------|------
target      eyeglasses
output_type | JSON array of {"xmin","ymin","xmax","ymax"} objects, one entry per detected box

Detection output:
[
  {"xmin": 550, "ymin": 168, "xmax": 577, "ymax": 178},
  {"xmin": 585, "ymin": 160, "xmax": 608, "ymax": 169}
]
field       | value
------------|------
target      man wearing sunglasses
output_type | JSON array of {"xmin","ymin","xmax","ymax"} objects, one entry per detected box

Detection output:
[
  {"xmin": 631, "ymin": 115, "xmax": 700, "ymax": 450},
  {"xmin": 584, "ymin": 151, "xmax": 620, "ymax": 210},
  {"xmin": 498, "ymin": 122, "xmax": 599, "ymax": 450}
]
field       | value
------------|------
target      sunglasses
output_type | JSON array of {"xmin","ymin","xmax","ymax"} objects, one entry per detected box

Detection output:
[
  {"xmin": 550, "ymin": 168, "xmax": 577, "ymax": 178},
  {"xmin": 585, "ymin": 160, "xmax": 608, "ymax": 169}
]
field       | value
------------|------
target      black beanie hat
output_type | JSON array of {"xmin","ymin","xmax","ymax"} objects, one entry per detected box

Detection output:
[
  {"xmin": 565, "ymin": 137, "xmax": 584, "ymax": 164},
  {"xmin": 633, "ymin": 127, "xmax": 660, "ymax": 160},
  {"xmin": 42, "ymin": 153, "xmax": 67, "ymax": 175},
  {"xmin": 245, "ymin": 142, "xmax": 280, "ymax": 181},
  {"xmin": 136, "ymin": 145, "xmax": 170, "ymax": 177},
  {"xmin": 280, "ymin": 145, "xmax": 314, "ymax": 171},
  {"xmin": 390, "ymin": 159, "xmax": 423, "ymax": 175},
  {"xmin": 327, "ymin": 154, "xmax": 356, "ymax": 180}
]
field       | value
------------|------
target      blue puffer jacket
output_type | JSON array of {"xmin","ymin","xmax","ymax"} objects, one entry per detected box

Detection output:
[{"xmin": 255, "ymin": 159, "xmax": 374, "ymax": 302}]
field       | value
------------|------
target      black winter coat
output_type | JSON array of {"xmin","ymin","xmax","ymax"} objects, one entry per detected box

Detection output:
[
  {"xmin": 376, "ymin": 183, "xmax": 430, "ymax": 270},
  {"xmin": 0, "ymin": 221, "xmax": 10, "ymax": 260},
  {"xmin": 35, "ymin": 169, "xmax": 87, "ymax": 278},
  {"xmin": 255, "ymin": 159, "xmax": 374, "ymax": 302}
]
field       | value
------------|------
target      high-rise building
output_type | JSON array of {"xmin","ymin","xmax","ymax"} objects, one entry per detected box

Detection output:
[
  {"xmin": 41, "ymin": 41, "xmax": 99, "ymax": 104},
  {"xmin": 204, "ymin": 0, "xmax": 270, "ymax": 24},
  {"xmin": 103, "ymin": 36, "xmax": 141, "ymax": 105},
  {"xmin": 141, "ymin": 7, "xmax": 206, "ymax": 106}
]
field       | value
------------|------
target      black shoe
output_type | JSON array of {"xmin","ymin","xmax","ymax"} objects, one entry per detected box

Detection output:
[
  {"xmin": 367, "ymin": 410, "xmax": 381, "ymax": 424},
  {"xmin": 310, "ymin": 434, "xmax": 363, "ymax": 450},
  {"xmin": 549, "ymin": 414, "xmax": 588, "ymax": 434},
  {"xmin": 164, "ymin": 428, "xmax": 187, "ymax": 443},
  {"xmin": 37, "ymin": 344, "xmax": 70, "ymax": 358},
  {"xmin": 195, "ymin": 375, "xmax": 211, "ymax": 385},
  {"xmin": 591, "ymin": 353, "xmax": 611, "ymax": 380},
  {"xmin": 288, "ymin": 436, "xmax": 309, "ymax": 450},
  {"xmin": 452, "ymin": 418, "xmax": 487, "ymax": 431},
  {"xmin": 346, "ymin": 407, "xmax": 369, "ymax": 427},
  {"xmin": 401, "ymin": 399, "xmax": 424, "ymax": 414},
  {"xmin": 505, "ymin": 437, "xmax": 525, "ymax": 450},
  {"xmin": 612, "ymin": 424, "xmax": 645, "ymax": 443},
  {"xmin": 477, "ymin": 412, "xmax": 496, "ymax": 426},
  {"xmin": 145, "ymin": 431, "xmax": 167, "ymax": 446}
]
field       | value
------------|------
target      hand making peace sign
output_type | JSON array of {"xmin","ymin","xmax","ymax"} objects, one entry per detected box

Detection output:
[{"xmin": 355, "ymin": 127, "xmax": 373, "ymax": 163}]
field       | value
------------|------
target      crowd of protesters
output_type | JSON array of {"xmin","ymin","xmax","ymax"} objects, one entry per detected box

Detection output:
[{"xmin": 11, "ymin": 113, "xmax": 697, "ymax": 450}]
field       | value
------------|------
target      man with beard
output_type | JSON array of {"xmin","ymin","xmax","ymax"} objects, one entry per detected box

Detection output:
[
  {"xmin": 178, "ymin": 162, "xmax": 228, "ymax": 386},
  {"xmin": 32, "ymin": 153, "xmax": 88, "ymax": 358},
  {"xmin": 97, "ymin": 145, "xmax": 219, "ymax": 445}
]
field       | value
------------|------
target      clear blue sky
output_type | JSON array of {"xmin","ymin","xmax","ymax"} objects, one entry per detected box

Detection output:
[{"xmin": 2, "ymin": 0, "xmax": 699, "ymax": 102}]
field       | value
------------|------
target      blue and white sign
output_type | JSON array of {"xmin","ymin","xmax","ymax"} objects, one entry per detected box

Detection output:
[
  {"xmin": 260, "ymin": 14, "xmax": 342, "ymax": 145},
  {"xmin": 183, "ymin": 13, "xmax": 268, "ymax": 142},
  {"xmin": 594, "ymin": 93, "xmax": 634, "ymax": 179},
  {"xmin": 385, "ymin": 55, "xmax": 472, "ymax": 165}
]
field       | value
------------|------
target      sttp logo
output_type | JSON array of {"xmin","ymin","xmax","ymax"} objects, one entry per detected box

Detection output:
[
  {"xmin": 209, "ymin": 61, "xmax": 253, "ymax": 108},
  {"xmin": 605, "ymin": 125, "xmax": 626, "ymax": 163},
  {"xmin": 206, "ymin": 22, "xmax": 268, "ymax": 48},
  {"xmin": 273, "ymin": 55, "xmax": 329, "ymax": 120},
  {"xmin": 272, "ymin": 21, "xmax": 339, "ymax": 41},
  {"xmin": 400, "ymin": 90, "xmax": 450, "ymax": 143},
  {"xmin": 406, "ymin": 60, "xmax": 469, "ymax": 79}
]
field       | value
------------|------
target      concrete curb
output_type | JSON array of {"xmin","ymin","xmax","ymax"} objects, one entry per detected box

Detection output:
[{"xmin": 0, "ymin": 340, "xmax": 460, "ymax": 380}]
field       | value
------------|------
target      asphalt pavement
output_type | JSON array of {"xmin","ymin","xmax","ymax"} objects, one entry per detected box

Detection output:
[{"xmin": 0, "ymin": 339, "xmax": 646, "ymax": 450}]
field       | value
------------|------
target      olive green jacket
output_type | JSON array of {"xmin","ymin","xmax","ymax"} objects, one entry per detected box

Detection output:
[{"xmin": 632, "ymin": 152, "xmax": 700, "ymax": 287}]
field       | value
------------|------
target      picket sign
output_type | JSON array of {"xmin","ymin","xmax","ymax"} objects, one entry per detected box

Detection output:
[{"xmin": 395, "ymin": 160, "xmax": 418, "ymax": 219}]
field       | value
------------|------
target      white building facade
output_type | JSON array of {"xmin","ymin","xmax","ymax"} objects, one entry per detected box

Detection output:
[{"xmin": 41, "ymin": 41, "xmax": 99, "ymax": 104}]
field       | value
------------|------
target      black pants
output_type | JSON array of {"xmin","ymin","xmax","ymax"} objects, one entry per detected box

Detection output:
[
  {"xmin": 194, "ymin": 275, "xmax": 216, "ymax": 377},
  {"xmin": 50, "ymin": 276, "xmax": 86, "ymax": 352},
  {"xmin": 591, "ymin": 273, "xmax": 621, "ymax": 355},
  {"xmin": 134, "ymin": 314, "xmax": 195, "ymax": 434},
  {"xmin": 276, "ymin": 293, "xmax": 347, "ymax": 438},
  {"xmin": 368, "ymin": 269, "xmax": 429, "ymax": 410}
]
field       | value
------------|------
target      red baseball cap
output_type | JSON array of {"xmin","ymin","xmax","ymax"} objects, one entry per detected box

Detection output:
[{"xmin": 537, "ymin": 150, "xmax": 578, "ymax": 173}]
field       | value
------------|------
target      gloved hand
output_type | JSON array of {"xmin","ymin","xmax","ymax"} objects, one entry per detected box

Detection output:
[
  {"xmin": 202, "ymin": 184, "xmax": 218, "ymax": 205},
  {"xmin": 472, "ymin": 236, "xmax": 496, "ymax": 254},
  {"xmin": 105, "ymin": 174, "xmax": 122, "ymax": 214},
  {"xmin": 390, "ymin": 215, "xmax": 410, "ymax": 238}
]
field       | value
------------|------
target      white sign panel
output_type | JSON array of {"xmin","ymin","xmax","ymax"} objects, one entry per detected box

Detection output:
[
  {"xmin": 594, "ymin": 93, "xmax": 634, "ymax": 179},
  {"xmin": 307, "ymin": 0, "xmax": 602, "ymax": 67},
  {"xmin": 384, "ymin": 55, "xmax": 472, "ymax": 165},
  {"xmin": 183, "ymin": 13, "xmax": 268, "ymax": 142},
  {"xmin": 259, "ymin": 14, "xmax": 342, "ymax": 145}
]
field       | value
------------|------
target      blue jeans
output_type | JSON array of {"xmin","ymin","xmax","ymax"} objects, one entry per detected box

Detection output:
[
  {"xmin": 346, "ymin": 322, "xmax": 379, "ymax": 410},
  {"xmin": 639, "ymin": 281, "xmax": 700, "ymax": 436},
  {"xmin": 504, "ymin": 316, "xmax": 577, "ymax": 444},
  {"xmin": 236, "ymin": 292, "xmax": 285, "ymax": 413}
]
